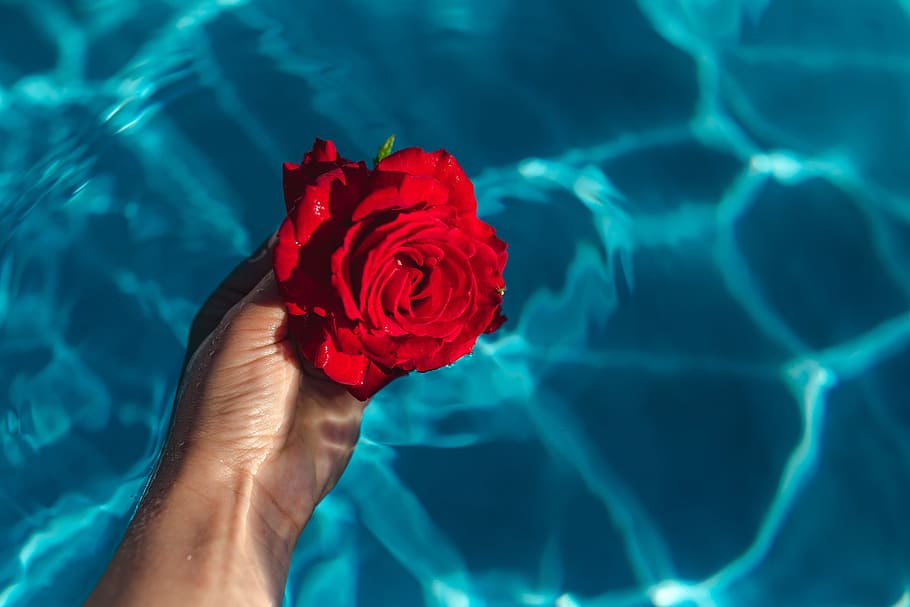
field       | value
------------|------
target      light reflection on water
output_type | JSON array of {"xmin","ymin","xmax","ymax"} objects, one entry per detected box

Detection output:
[{"xmin": 2, "ymin": 1, "xmax": 910, "ymax": 605}]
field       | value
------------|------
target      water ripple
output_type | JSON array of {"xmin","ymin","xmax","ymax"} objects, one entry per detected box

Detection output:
[{"xmin": 1, "ymin": 1, "xmax": 909, "ymax": 606}]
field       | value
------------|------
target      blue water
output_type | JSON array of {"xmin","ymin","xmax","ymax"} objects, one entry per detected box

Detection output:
[{"xmin": 2, "ymin": 1, "xmax": 910, "ymax": 605}]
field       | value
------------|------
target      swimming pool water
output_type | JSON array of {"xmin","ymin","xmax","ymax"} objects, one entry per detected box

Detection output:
[{"xmin": 2, "ymin": 1, "xmax": 910, "ymax": 605}]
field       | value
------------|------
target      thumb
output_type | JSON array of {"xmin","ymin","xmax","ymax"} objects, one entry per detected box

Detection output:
[
  {"xmin": 222, "ymin": 271, "xmax": 290, "ymax": 348},
  {"xmin": 183, "ymin": 233, "xmax": 276, "ymax": 372},
  {"xmin": 219, "ymin": 265, "xmax": 369, "ymax": 406}
]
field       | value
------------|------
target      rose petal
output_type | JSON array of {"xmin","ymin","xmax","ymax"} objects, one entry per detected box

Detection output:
[
  {"xmin": 347, "ymin": 361, "xmax": 405, "ymax": 401},
  {"xmin": 310, "ymin": 322, "xmax": 368, "ymax": 386},
  {"xmin": 288, "ymin": 313, "xmax": 365, "ymax": 386},
  {"xmin": 361, "ymin": 261, "xmax": 410, "ymax": 337},
  {"xmin": 274, "ymin": 216, "xmax": 300, "ymax": 284},
  {"xmin": 380, "ymin": 266, "xmax": 413, "ymax": 314},
  {"xmin": 376, "ymin": 148, "xmax": 476, "ymax": 215},
  {"xmin": 283, "ymin": 139, "xmax": 354, "ymax": 212},
  {"xmin": 352, "ymin": 172, "xmax": 449, "ymax": 221},
  {"xmin": 360, "ymin": 331, "xmax": 443, "ymax": 371},
  {"xmin": 423, "ymin": 333, "xmax": 480, "ymax": 370},
  {"xmin": 290, "ymin": 165, "xmax": 362, "ymax": 246},
  {"xmin": 304, "ymin": 138, "xmax": 339, "ymax": 163},
  {"xmin": 485, "ymin": 310, "xmax": 507, "ymax": 333}
]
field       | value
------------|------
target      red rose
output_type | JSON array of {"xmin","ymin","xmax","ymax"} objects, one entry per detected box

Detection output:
[{"xmin": 274, "ymin": 138, "xmax": 507, "ymax": 400}]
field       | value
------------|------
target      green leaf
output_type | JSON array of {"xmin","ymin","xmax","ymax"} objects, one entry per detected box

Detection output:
[{"xmin": 373, "ymin": 134, "xmax": 396, "ymax": 166}]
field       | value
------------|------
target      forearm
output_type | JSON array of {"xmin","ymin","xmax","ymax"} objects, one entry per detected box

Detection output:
[
  {"xmin": 86, "ymin": 257, "xmax": 365, "ymax": 606},
  {"xmin": 86, "ymin": 447, "xmax": 308, "ymax": 607}
]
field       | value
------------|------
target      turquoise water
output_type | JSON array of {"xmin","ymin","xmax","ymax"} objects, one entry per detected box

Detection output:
[{"xmin": 2, "ymin": 1, "xmax": 910, "ymax": 605}]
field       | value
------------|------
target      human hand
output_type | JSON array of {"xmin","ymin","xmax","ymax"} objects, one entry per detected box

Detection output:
[
  {"xmin": 173, "ymin": 232, "xmax": 367, "ymax": 532},
  {"xmin": 87, "ymin": 235, "xmax": 366, "ymax": 606}
]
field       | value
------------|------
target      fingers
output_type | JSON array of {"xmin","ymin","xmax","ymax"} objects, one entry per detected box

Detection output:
[
  {"xmin": 182, "ymin": 232, "xmax": 277, "ymax": 372},
  {"xmin": 232, "ymin": 273, "xmax": 363, "ymax": 399}
]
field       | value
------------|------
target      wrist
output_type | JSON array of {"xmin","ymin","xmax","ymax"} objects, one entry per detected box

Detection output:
[
  {"xmin": 154, "ymin": 440, "xmax": 312, "ymax": 573},
  {"xmin": 88, "ymin": 441, "xmax": 311, "ymax": 607}
]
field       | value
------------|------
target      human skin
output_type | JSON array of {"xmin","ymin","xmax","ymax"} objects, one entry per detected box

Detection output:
[{"xmin": 86, "ymin": 236, "xmax": 365, "ymax": 606}]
